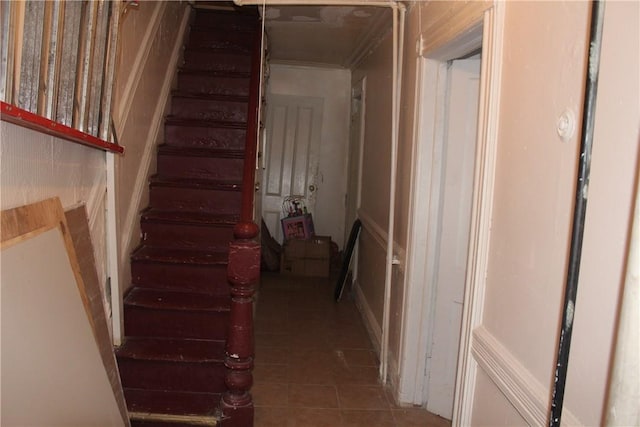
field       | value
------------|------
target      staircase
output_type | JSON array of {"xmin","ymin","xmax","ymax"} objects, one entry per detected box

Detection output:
[{"xmin": 116, "ymin": 6, "xmax": 261, "ymax": 427}]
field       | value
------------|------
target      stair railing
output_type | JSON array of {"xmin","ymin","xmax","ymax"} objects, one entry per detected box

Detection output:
[{"xmin": 221, "ymin": 22, "xmax": 262, "ymax": 422}]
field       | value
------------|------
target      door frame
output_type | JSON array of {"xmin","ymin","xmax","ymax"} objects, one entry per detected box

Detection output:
[
  {"xmin": 344, "ymin": 76, "xmax": 367, "ymax": 278},
  {"xmin": 397, "ymin": 4, "xmax": 504, "ymax": 424}
]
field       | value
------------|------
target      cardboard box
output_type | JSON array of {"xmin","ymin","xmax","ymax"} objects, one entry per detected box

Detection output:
[{"xmin": 280, "ymin": 235, "xmax": 331, "ymax": 277}]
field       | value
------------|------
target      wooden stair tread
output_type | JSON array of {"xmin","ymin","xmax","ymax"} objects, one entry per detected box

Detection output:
[
  {"xmin": 124, "ymin": 388, "xmax": 221, "ymax": 418},
  {"xmin": 150, "ymin": 174, "xmax": 242, "ymax": 190},
  {"xmin": 158, "ymin": 144, "xmax": 245, "ymax": 159},
  {"xmin": 165, "ymin": 116, "xmax": 247, "ymax": 129},
  {"xmin": 117, "ymin": 337, "xmax": 225, "ymax": 363},
  {"xmin": 141, "ymin": 208, "xmax": 239, "ymax": 226},
  {"xmin": 132, "ymin": 245, "xmax": 228, "ymax": 265},
  {"xmin": 171, "ymin": 92, "xmax": 249, "ymax": 103},
  {"xmin": 124, "ymin": 288, "xmax": 231, "ymax": 312},
  {"xmin": 178, "ymin": 68, "xmax": 251, "ymax": 78}
]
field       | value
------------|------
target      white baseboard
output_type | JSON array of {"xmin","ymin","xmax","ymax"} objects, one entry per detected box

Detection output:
[
  {"xmin": 472, "ymin": 326, "xmax": 581, "ymax": 426},
  {"xmin": 353, "ymin": 278, "xmax": 382, "ymax": 355}
]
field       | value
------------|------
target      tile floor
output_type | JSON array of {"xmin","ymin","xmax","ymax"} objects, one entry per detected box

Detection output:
[{"xmin": 253, "ymin": 272, "xmax": 451, "ymax": 427}]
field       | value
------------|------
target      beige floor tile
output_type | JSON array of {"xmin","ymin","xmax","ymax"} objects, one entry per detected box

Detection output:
[
  {"xmin": 255, "ymin": 332, "xmax": 291, "ymax": 348},
  {"xmin": 254, "ymin": 406, "xmax": 289, "ymax": 427},
  {"xmin": 332, "ymin": 365, "xmax": 380, "ymax": 385},
  {"xmin": 337, "ymin": 349, "xmax": 378, "ymax": 367},
  {"xmin": 341, "ymin": 409, "xmax": 396, "ymax": 427},
  {"xmin": 253, "ymin": 382, "xmax": 289, "ymax": 407},
  {"xmin": 392, "ymin": 408, "xmax": 451, "ymax": 427},
  {"xmin": 337, "ymin": 385, "xmax": 390, "ymax": 410},
  {"xmin": 255, "ymin": 345, "xmax": 291, "ymax": 365},
  {"xmin": 287, "ymin": 407, "xmax": 343, "ymax": 427},
  {"xmin": 254, "ymin": 274, "xmax": 447, "ymax": 427},
  {"xmin": 288, "ymin": 384, "xmax": 339, "ymax": 408},
  {"xmin": 254, "ymin": 363, "xmax": 289, "ymax": 383},
  {"xmin": 288, "ymin": 360, "xmax": 335, "ymax": 385}
]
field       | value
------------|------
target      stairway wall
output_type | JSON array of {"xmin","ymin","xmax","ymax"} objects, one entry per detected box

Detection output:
[{"xmin": 112, "ymin": 2, "xmax": 192, "ymax": 297}]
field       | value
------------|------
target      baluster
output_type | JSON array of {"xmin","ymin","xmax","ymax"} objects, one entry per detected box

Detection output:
[{"xmin": 221, "ymin": 222, "xmax": 259, "ymax": 424}]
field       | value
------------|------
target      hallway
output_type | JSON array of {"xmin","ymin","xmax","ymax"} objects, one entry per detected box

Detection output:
[{"xmin": 253, "ymin": 272, "xmax": 451, "ymax": 426}]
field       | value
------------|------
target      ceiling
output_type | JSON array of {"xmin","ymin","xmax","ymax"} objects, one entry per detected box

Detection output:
[
  {"xmin": 259, "ymin": 5, "xmax": 392, "ymax": 68},
  {"xmin": 196, "ymin": 1, "xmax": 395, "ymax": 68}
]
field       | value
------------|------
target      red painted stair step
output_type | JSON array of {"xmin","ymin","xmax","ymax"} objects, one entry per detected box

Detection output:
[
  {"xmin": 123, "ymin": 288, "xmax": 230, "ymax": 340},
  {"xmin": 165, "ymin": 117, "xmax": 247, "ymax": 149},
  {"xmin": 117, "ymin": 337, "xmax": 226, "ymax": 393},
  {"xmin": 194, "ymin": 10, "xmax": 258, "ymax": 30},
  {"xmin": 187, "ymin": 29, "xmax": 254, "ymax": 52},
  {"xmin": 140, "ymin": 208, "xmax": 237, "ymax": 251},
  {"xmin": 183, "ymin": 49, "xmax": 251, "ymax": 73},
  {"xmin": 131, "ymin": 245, "xmax": 229, "ymax": 294},
  {"xmin": 170, "ymin": 94, "xmax": 248, "ymax": 123},
  {"xmin": 124, "ymin": 388, "xmax": 221, "ymax": 418},
  {"xmin": 177, "ymin": 70, "xmax": 250, "ymax": 97},
  {"xmin": 157, "ymin": 145, "xmax": 245, "ymax": 181},
  {"xmin": 149, "ymin": 175, "xmax": 242, "ymax": 215}
]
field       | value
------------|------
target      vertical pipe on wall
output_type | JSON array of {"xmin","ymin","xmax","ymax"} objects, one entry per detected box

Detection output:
[{"xmin": 549, "ymin": 1, "xmax": 605, "ymax": 425}]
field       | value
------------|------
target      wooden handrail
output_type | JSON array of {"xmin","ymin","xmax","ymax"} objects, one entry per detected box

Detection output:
[
  {"xmin": 221, "ymin": 16, "xmax": 262, "ymax": 425},
  {"xmin": 235, "ymin": 24, "xmax": 262, "ymax": 239},
  {"xmin": 1, "ymin": 102, "xmax": 124, "ymax": 154}
]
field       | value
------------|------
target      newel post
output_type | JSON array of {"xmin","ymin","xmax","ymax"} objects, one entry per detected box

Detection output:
[{"xmin": 221, "ymin": 221, "xmax": 259, "ymax": 424}]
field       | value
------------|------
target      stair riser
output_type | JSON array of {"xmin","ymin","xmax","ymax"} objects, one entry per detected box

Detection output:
[
  {"xmin": 183, "ymin": 50, "xmax": 251, "ymax": 73},
  {"xmin": 131, "ymin": 262, "xmax": 229, "ymax": 294},
  {"xmin": 171, "ymin": 97, "xmax": 248, "ymax": 123},
  {"xmin": 194, "ymin": 13, "xmax": 257, "ymax": 30},
  {"xmin": 165, "ymin": 124, "xmax": 246, "ymax": 149},
  {"xmin": 150, "ymin": 186, "xmax": 242, "ymax": 215},
  {"xmin": 118, "ymin": 359, "xmax": 226, "ymax": 393},
  {"xmin": 124, "ymin": 307, "xmax": 229, "ymax": 340},
  {"xmin": 178, "ymin": 74, "xmax": 250, "ymax": 97},
  {"xmin": 157, "ymin": 155, "xmax": 243, "ymax": 181},
  {"xmin": 187, "ymin": 31, "xmax": 253, "ymax": 51},
  {"xmin": 141, "ymin": 221, "xmax": 234, "ymax": 251}
]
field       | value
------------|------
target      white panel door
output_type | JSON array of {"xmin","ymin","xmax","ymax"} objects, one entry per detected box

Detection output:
[
  {"xmin": 262, "ymin": 94, "xmax": 323, "ymax": 242},
  {"xmin": 427, "ymin": 58, "xmax": 481, "ymax": 419}
]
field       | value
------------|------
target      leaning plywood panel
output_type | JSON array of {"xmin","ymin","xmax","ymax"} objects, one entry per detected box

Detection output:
[{"xmin": 1, "ymin": 198, "xmax": 127, "ymax": 426}]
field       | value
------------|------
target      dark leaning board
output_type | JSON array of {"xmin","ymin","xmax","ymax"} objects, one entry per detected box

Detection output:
[{"xmin": 334, "ymin": 218, "xmax": 362, "ymax": 302}]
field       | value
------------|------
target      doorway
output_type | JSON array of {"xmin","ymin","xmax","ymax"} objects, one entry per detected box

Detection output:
[
  {"xmin": 261, "ymin": 94, "xmax": 324, "ymax": 243},
  {"xmin": 398, "ymin": 25, "xmax": 484, "ymax": 421},
  {"xmin": 426, "ymin": 56, "xmax": 481, "ymax": 419}
]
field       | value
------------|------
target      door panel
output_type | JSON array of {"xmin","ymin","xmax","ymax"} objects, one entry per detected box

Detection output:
[
  {"xmin": 427, "ymin": 57, "xmax": 481, "ymax": 418},
  {"xmin": 262, "ymin": 94, "xmax": 323, "ymax": 242}
]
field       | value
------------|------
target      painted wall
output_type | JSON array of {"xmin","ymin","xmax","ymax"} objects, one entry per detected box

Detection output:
[
  {"xmin": 350, "ymin": 1, "xmax": 638, "ymax": 423},
  {"xmin": 350, "ymin": 29, "xmax": 393, "ymax": 351},
  {"xmin": 471, "ymin": 1, "xmax": 638, "ymax": 425},
  {"xmin": 112, "ymin": 1, "xmax": 190, "ymax": 293},
  {"xmin": 0, "ymin": 123, "xmax": 108, "ymax": 307},
  {"xmin": 267, "ymin": 64, "xmax": 351, "ymax": 248}
]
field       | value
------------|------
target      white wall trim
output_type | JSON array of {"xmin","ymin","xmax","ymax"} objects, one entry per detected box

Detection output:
[
  {"xmin": 358, "ymin": 207, "xmax": 405, "ymax": 263},
  {"xmin": 472, "ymin": 327, "xmax": 581, "ymax": 426},
  {"xmin": 358, "ymin": 208, "xmax": 387, "ymax": 250},
  {"xmin": 353, "ymin": 278, "xmax": 382, "ymax": 355},
  {"xmin": 452, "ymin": 4, "xmax": 504, "ymax": 425},
  {"xmin": 118, "ymin": 6, "xmax": 191, "ymax": 265},
  {"xmin": 114, "ymin": 1, "xmax": 166, "ymax": 137}
]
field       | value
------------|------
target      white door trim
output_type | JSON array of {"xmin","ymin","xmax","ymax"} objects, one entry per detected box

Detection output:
[
  {"xmin": 397, "ymin": 55, "xmax": 449, "ymax": 405},
  {"xmin": 397, "ymin": 3, "xmax": 505, "ymax": 423},
  {"xmin": 453, "ymin": 4, "xmax": 504, "ymax": 425}
]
